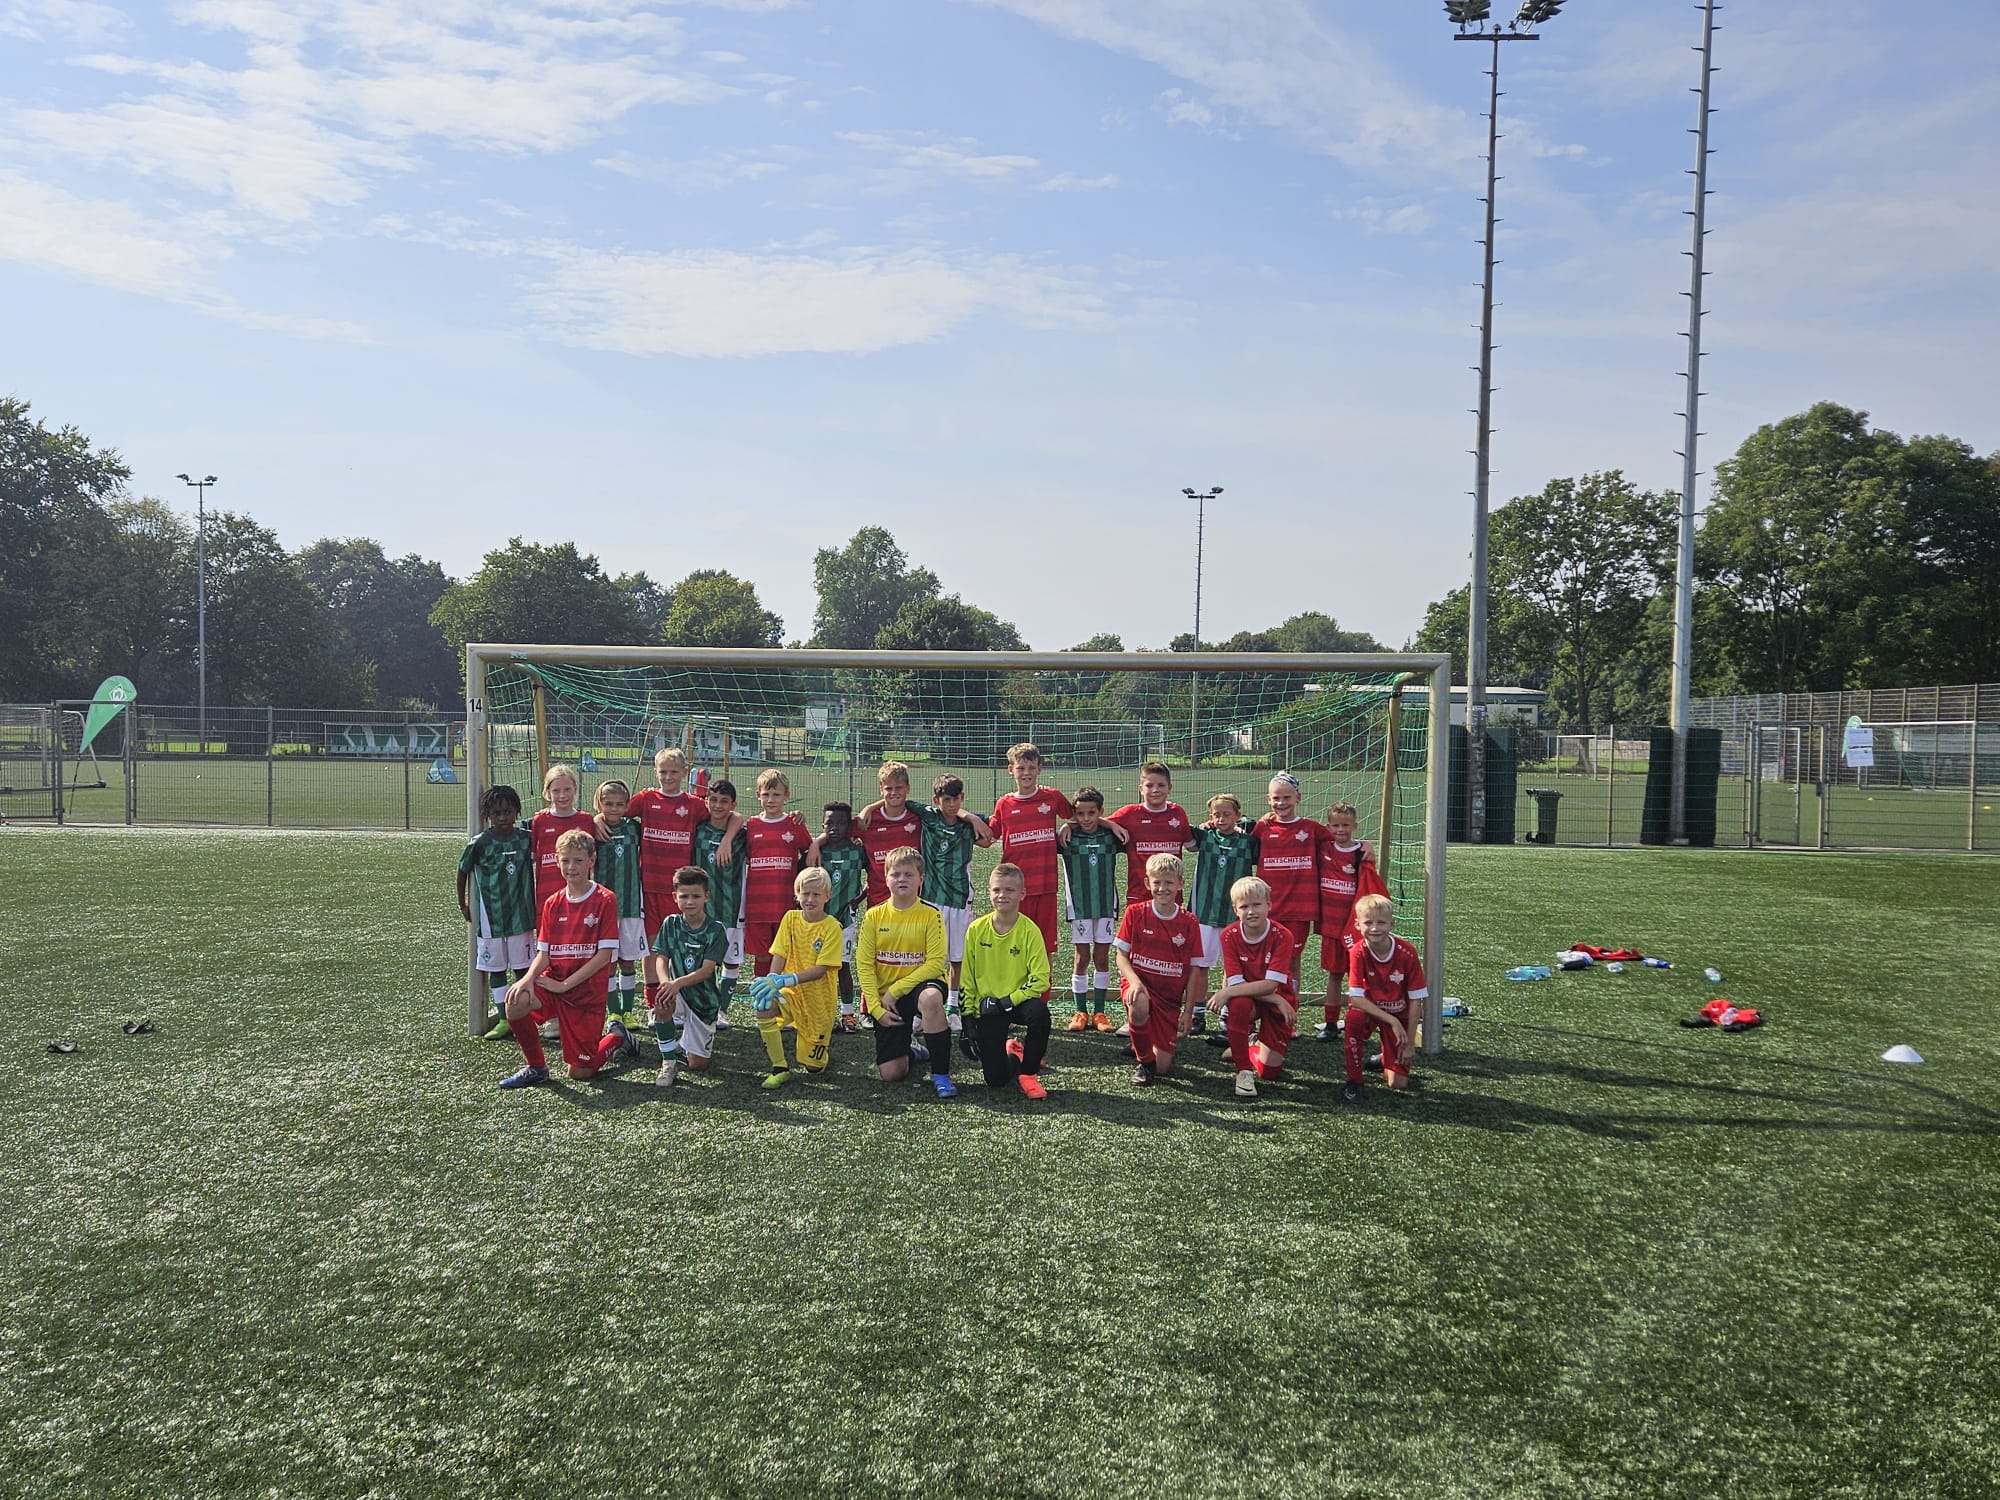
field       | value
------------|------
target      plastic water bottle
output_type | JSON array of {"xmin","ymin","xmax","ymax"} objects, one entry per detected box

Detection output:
[
  {"xmin": 1704, "ymin": 967, "xmax": 1723, "ymax": 984},
  {"xmin": 1505, "ymin": 965, "xmax": 1552, "ymax": 982},
  {"xmin": 1605, "ymin": 961, "xmax": 1625, "ymax": 974},
  {"xmin": 1643, "ymin": 958, "xmax": 1671, "ymax": 970}
]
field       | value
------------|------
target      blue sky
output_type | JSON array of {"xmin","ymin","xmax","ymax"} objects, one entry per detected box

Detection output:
[{"xmin": 5, "ymin": 0, "xmax": 1996, "ymax": 651}]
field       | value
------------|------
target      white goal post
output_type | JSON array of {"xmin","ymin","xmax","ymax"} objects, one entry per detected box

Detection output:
[{"xmin": 463, "ymin": 644, "xmax": 1451, "ymax": 1055}]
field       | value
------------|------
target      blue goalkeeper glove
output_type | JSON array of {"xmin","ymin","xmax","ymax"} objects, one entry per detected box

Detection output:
[{"xmin": 749, "ymin": 973, "xmax": 796, "ymax": 1012}]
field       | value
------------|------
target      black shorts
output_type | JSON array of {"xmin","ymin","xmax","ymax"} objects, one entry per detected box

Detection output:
[{"xmin": 871, "ymin": 983, "xmax": 945, "ymax": 1065}]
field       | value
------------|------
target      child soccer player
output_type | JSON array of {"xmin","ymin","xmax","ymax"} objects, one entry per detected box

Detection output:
[
  {"xmin": 913, "ymin": 774, "xmax": 995, "ymax": 1027},
  {"xmin": 857, "ymin": 761, "xmax": 925, "ymax": 910},
  {"xmin": 457, "ymin": 784, "xmax": 535, "ymax": 1041},
  {"xmin": 962, "ymin": 863, "xmax": 1052, "ymax": 1099},
  {"xmin": 856, "ymin": 847, "xmax": 956, "ymax": 1098},
  {"xmin": 986, "ymin": 743, "xmax": 1074, "ymax": 985},
  {"xmin": 1185, "ymin": 792, "xmax": 1260, "ymax": 1038},
  {"xmin": 1057, "ymin": 788, "xmax": 1123, "ymax": 1032},
  {"xmin": 1215, "ymin": 877, "xmax": 1298, "ymax": 1099},
  {"xmin": 628, "ymin": 744, "xmax": 741, "ymax": 967},
  {"xmin": 497, "ymin": 828, "xmax": 626, "ymax": 1089},
  {"xmin": 808, "ymin": 802, "xmax": 869, "ymax": 1032},
  {"xmin": 750, "ymin": 867, "xmax": 844, "ymax": 1087},
  {"xmin": 1253, "ymin": 771, "xmax": 1333, "ymax": 987},
  {"xmin": 529, "ymin": 763, "xmax": 594, "ymax": 911},
  {"xmin": 692, "ymin": 778, "xmax": 745, "ymax": 1032},
  {"xmin": 741, "ymin": 769, "xmax": 811, "ymax": 983},
  {"xmin": 1113, "ymin": 853, "xmax": 1205, "ymax": 1085},
  {"xmin": 591, "ymin": 778, "xmax": 649, "ymax": 1035},
  {"xmin": 1108, "ymin": 761, "xmax": 1190, "ymax": 908},
  {"xmin": 1342, "ymin": 893, "xmax": 1428, "ymax": 1102},
  {"xmin": 646, "ymin": 866, "xmax": 730, "ymax": 1087},
  {"xmin": 1315, "ymin": 801, "xmax": 1371, "ymax": 1043}
]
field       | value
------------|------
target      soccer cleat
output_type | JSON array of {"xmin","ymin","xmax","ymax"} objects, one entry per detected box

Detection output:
[
  {"xmin": 1114, "ymin": 1022, "xmax": 1131, "ymax": 1038},
  {"xmin": 1131, "ymin": 1061, "xmax": 1156, "ymax": 1087},
  {"xmin": 1066, "ymin": 1011, "xmax": 1091, "ymax": 1032},
  {"xmin": 931, "ymin": 1074, "xmax": 958, "ymax": 1099},
  {"xmin": 1313, "ymin": 1022, "xmax": 1332, "ymax": 1042},
  {"xmin": 1205, "ymin": 1032, "xmax": 1229, "ymax": 1049},
  {"xmin": 762, "ymin": 1068, "xmax": 791, "ymax": 1090},
  {"xmin": 483, "ymin": 1016, "xmax": 514, "ymax": 1042},
  {"xmin": 1007, "ymin": 1038, "xmax": 1026, "ymax": 1065},
  {"xmin": 836, "ymin": 1014, "xmax": 857, "ymax": 1034},
  {"xmin": 1017, "ymin": 1073, "xmax": 1047, "ymax": 1101},
  {"xmin": 498, "ymin": 1065, "xmax": 548, "ymax": 1090},
  {"xmin": 1342, "ymin": 1080, "xmax": 1363, "ymax": 1103},
  {"xmin": 539, "ymin": 1019, "xmax": 560, "ymax": 1041},
  {"xmin": 1190, "ymin": 1007, "xmax": 1207, "ymax": 1035},
  {"xmin": 1093, "ymin": 1013, "xmax": 1115, "ymax": 1033},
  {"xmin": 1234, "ymin": 1069, "xmax": 1258, "ymax": 1099},
  {"xmin": 908, "ymin": 1041, "xmax": 930, "ymax": 1067},
  {"xmin": 714, "ymin": 1008, "xmax": 732, "ymax": 1032},
  {"xmin": 608, "ymin": 1019, "xmax": 641, "ymax": 1060},
  {"xmin": 656, "ymin": 1059, "xmax": 682, "ymax": 1088}
]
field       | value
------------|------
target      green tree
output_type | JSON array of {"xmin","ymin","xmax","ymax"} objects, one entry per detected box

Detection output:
[
  {"xmin": 1271, "ymin": 611, "xmax": 1384, "ymax": 654},
  {"xmin": 430, "ymin": 539, "xmax": 644, "ymax": 664},
  {"xmin": 70, "ymin": 498, "xmax": 197, "ymax": 699},
  {"xmin": 201, "ymin": 512, "xmax": 365, "ymax": 710},
  {"xmin": 299, "ymin": 538, "xmax": 456, "ymax": 708},
  {"xmin": 615, "ymin": 571, "xmax": 673, "ymax": 643},
  {"xmin": 1410, "ymin": 584, "xmax": 1547, "ymax": 689},
  {"xmin": 659, "ymin": 570, "xmax": 783, "ymax": 649},
  {"xmin": 1899, "ymin": 437, "xmax": 2000, "ymax": 683},
  {"xmin": 872, "ymin": 595, "xmax": 1025, "ymax": 760},
  {"xmin": 809, "ymin": 526, "xmax": 940, "ymax": 648},
  {"xmin": 0, "ymin": 397, "xmax": 131, "ymax": 699}
]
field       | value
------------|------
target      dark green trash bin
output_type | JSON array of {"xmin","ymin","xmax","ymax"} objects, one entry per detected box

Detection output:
[
  {"xmin": 1447, "ymin": 724, "xmax": 1518, "ymax": 843},
  {"xmin": 1524, "ymin": 788, "xmax": 1563, "ymax": 844},
  {"xmin": 1640, "ymin": 726, "xmax": 1722, "ymax": 846}
]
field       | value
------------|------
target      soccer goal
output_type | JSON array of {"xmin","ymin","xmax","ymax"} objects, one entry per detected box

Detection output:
[
  {"xmin": 463, "ymin": 645, "xmax": 1451, "ymax": 1050},
  {"xmin": 0, "ymin": 705, "xmax": 100, "ymax": 816}
]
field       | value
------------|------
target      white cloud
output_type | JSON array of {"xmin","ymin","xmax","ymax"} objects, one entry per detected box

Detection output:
[
  {"xmin": 1331, "ymin": 197, "xmax": 1436, "ymax": 235},
  {"xmin": 596, "ymin": 148, "xmax": 791, "ymax": 190},
  {"xmin": 523, "ymin": 244, "xmax": 1109, "ymax": 356},
  {"xmin": 1036, "ymin": 172, "xmax": 1117, "ymax": 192},
  {"xmin": 0, "ymin": 0, "xmax": 125, "ymax": 44},
  {"xmin": 839, "ymin": 129, "xmax": 1040, "ymax": 187}
]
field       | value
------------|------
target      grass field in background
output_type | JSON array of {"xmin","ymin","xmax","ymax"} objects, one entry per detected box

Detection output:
[{"xmin": 4, "ymin": 831, "xmax": 1998, "ymax": 1497}]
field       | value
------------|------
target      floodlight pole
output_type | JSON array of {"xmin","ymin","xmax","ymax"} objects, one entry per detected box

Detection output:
[
  {"xmin": 1184, "ymin": 486, "xmax": 1222, "ymax": 766},
  {"xmin": 1670, "ymin": 0, "xmax": 1720, "ymax": 843},
  {"xmin": 177, "ymin": 472, "xmax": 218, "ymax": 753}
]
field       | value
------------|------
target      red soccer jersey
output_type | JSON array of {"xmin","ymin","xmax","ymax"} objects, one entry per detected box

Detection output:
[
  {"xmin": 1220, "ymin": 920, "xmax": 1298, "ymax": 1005},
  {"xmin": 537, "ymin": 881, "xmax": 620, "ymax": 1005},
  {"xmin": 1346, "ymin": 935, "xmax": 1428, "ymax": 1016},
  {"xmin": 1254, "ymin": 815, "xmax": 1331, "ymax": 924},
  {"xmin": 629, "ymin": 788, "xmax": 708, "ymax": 889},
  {"xmin": 1318, "ymin": 841, "xmax": 1367, "ymax": 928},
  {"xmin": 741, "ymin": 812, "xmax": 810, "ymax": 923},
  {"xmin": 1108, "ymin": 801, "xmax": 1191, "ymax": 904},
  {"xmin": 1115, "ymin": 900, "xmax": 1203, "ymax": 1006},
  {"xmin": 860, "ymin": 806, "xmax": 925, "ymax": 907},
  {"xmin": 530, "ymin": 809, "xmax": 596, "ymax": 909},
  {"xmin": 989, "ymin": 788, "xmax": 1074, "ymax": 896}
]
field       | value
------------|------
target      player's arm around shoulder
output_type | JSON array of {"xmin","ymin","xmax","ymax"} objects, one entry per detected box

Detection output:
[{"xmin": 1014, "ymin": 917, "xmax": 1050, "ymax": 1000}]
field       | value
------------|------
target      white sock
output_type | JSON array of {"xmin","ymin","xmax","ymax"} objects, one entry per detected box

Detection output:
[
  {"xmin": 1072, "ymin": 975, "xmax": 1088, "ymax": 997},
  {"xmin": 488, "ymin": 983, "xmax": 508, "ymax": 1013},
  {"xmin": 1093, "ymin": 970, "xmax": 1112, "ymax": 992}
]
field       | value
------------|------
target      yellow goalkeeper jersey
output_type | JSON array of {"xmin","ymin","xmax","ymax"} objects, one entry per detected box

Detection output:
[
  {"xmin": 856, "ymin": 898, "xmax": 947, "ymax": 1018},
  {"xmin": 770, "ymin": 909, "xmax": 842, "ymax": 1013}
]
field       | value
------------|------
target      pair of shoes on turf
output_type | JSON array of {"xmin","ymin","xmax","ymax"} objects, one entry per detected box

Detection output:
[
  {"xmin": 498, "ymin": 1064, "xmax": 549, "ymax": 1090},
  {"xmin": 1234, "ymin": 1068, "xmax": 1258, "ymax": 1099}
]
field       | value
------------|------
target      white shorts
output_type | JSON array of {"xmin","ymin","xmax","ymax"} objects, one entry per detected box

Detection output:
[
  {"xmin": 941, "ymin": 903, "xmax": 973, "ymax": 964},
  {"xmin": 724, "ymin": 922, "xmax": 745, "ymax": 968},
  {"xmin": 1069, "ymin": 916, "xmax": 1116, "ymax": 947},
  {"xmin": 673, "ymin": 999, "xmax": 717, "ymax": 1060},
  {"xmin": 1198, "ymin": 924, "xmax": 1224, "ymax": 968},
  {"xmin": 617, "ymin": 916, "xmax": 648, "ymax": 963},
  {"xmin": 475, "ymin": 931, "xmax": 533, "ymax": 974},
  {"xmin": 842, "ymin": 919, "xmax": 858, "ymax": 964}
]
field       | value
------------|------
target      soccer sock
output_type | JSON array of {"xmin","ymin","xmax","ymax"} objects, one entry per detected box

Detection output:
[
  {"xmin": 593, "ymin": 1031, "xmax": 622, "ymax": 1069},
  {"xmin": 757, "ymin": 1013, "xmax": 789, "ymax": 1071},
  {"xmin": 653, "ymin": 1015, "xmax": 683, "ymax": 1057},
  {"xmin": 925, "ymin": 1029, "xmax": 952, "ymax": 1076},
  {"xmin": 488, "ymin": 982, "xmax": 509, "ymax": 1017},
  {"xmin": 1071, "ymin": 974, "xmax": 1088, "ymax": 1011},
  {"xmin": 720, "ymin": 970, "xmax": 738, "ymax": 1005},
  {"xmin": 1129, "ymin": 1021, "xmax": 1156, "ymax": 1067},
  {"xmin": 1342, "ymin": 1008, "xmax": 1367, "ymax": 1084},
  {"xmin": 515, "ymin": 1021, "xmax": 547, "ymax": 1070},
  {"xmin": 1094, "ymin": 971, "xmax": 1112, "ymax": 1014}
]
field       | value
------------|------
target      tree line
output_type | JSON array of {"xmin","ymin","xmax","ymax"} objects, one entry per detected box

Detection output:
[{"xmin": 9, "ymin": 395, "xmax": 1991, "ymax": 726}]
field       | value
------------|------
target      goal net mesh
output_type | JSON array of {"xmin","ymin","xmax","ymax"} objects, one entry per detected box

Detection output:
[{"xmin": 478, "ymin": 657, "xmax": 1434, "ymax": 976}]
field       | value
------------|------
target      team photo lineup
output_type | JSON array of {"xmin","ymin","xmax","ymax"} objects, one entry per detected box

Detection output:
[{"xmin": 458, "ymin": 739, "xmax": 1424, "ymax": 1104}]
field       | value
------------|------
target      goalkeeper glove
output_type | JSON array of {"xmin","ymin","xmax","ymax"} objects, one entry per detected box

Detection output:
[{"xmin": 749, "ymin": 973, "xmax": 796, "ymax": 1012}]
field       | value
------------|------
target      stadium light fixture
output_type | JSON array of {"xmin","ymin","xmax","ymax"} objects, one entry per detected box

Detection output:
[
  {"xmin": 177, "ymin": 472, "xmax": 219, "ymax": 754},
  {"xmin": 1182, "ymin": 487, "xmax": 1223, "ymax": 766},
  {"xmin": 1447, "ymin": 0, "xmax": 1559, "ymax": 842}
]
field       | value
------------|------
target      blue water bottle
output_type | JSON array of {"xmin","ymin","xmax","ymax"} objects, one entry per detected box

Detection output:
[{"xmin": 1643, "ymin": 957, "xmax": 1671, "ymax": 970}]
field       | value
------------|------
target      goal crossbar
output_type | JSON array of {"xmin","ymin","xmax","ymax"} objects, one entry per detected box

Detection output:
[{"xmin": 464, "ymin": 643, "xmax": 1451, "ymax": 1056}]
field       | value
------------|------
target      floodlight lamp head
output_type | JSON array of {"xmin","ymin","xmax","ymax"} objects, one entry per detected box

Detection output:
[
  {"xmin": 1183, "ymin": 487, "xmax": 1197, "ymax": 497},
  {"xmin": 1445, "ymin": 0, "xmax": 1491, "ymax": 28},
  {"xmin": 203, "ymin": 474, "xmax": 218, "ymax": 484},
  {"xmin": 1515, "ymin": 0, "xmax": 1561, "ymax": 25},
  {"xmin": 176, "ymin": 472, "xmax": 190, "ymax": 481}
]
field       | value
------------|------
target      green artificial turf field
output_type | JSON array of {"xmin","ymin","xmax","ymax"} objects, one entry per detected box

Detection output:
[{"xmin": 5, "ymin": 831, "xmax": 1998, "ymax": 1498}]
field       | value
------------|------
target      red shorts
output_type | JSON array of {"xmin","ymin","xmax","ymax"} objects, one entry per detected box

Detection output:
[
  {"xmin": 1120, "ymin": 977, "xmax": 1186, "ymax": 1060},
  {"xmin": 1021, "ymin": 894, "xmax": 1060, "ymax": 957},
  {"xmin": 743, "ymin": 919, "xmax": 782, "ymax": 972},
  {"xmin": 642, "ymin": 889, "xmax": 674, "ymax": 946},
  {"xmin": 1277, "ymin": 918, "xmax": 1313, "ymax": 956},
  {"xmin": 1343, "ymin": 1003, "xmax": 1411, "ymax": 1085},
  {"xmin": 532, "ymin": 988, "xmax": 611, "ymax": 1071},
  {"xmin": 1319, "ymin": 927, "xmax": 1352, "ymax": 977},
  {"xmin": 1225, "ymin": 995, "xmax": 1295, "ymax": 1076}
]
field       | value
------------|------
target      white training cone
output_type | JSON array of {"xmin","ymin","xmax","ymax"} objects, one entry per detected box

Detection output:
[{"xmin": 1881, "ymin": 1045, "xmax": 1924, "ymax": 1065}]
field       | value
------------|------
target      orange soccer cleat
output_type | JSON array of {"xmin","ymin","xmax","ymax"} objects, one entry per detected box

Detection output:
[
  {"xmin": 1066, "ymin": 1011, "xmax": 1091, "ymax": 1032},
  {"xmin": 1093, "ymin": 1012, "xmax": 1116, "ymax": 1033}
]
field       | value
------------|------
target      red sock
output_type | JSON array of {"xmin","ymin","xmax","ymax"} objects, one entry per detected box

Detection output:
[
  {"xmin": 516, "ymin": 1020, "xmax": 547, "ymax": 1070},
  {"xmin": 1342, "ymin": 1007, "xmax": 1368, "ymax": 1085},
  {"xmin": 593, "ymin": 1032, "xmax": 621, "ymax": 1069},
  {"xmin": 1130, "ymin": 1021, "xmax": 1156, "ymax": 1067},
  {"xmin": 1226, "ymin": 997, "xmax": 1253, "ymax": 1073}
]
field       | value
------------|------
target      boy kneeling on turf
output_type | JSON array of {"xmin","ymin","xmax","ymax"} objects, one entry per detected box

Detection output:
[
  {"xmin": 750, "ymin": 866, "xmax": 843, "ymax": 1088},
  {"xmin": 857, "ymin": 846, "xmax": 957, "ymax": 1098},
  {"xmin": 1113, "ymin": 853, "xmax": 1204, "ymax": 1085},
  {"xmin": 1342, "ymin": 893, "xmax": 1428, "ymax": 1102},
  {"xmin": 498, "ymin": 828, "xmax": 626, "ymax": 1089},
  {"xmin": 645, "ymin": 866, "xmax": 730, "ymax": 1087},
  {"xmin": 1214, "ymin": 876, "xmax": 1298, "ymax": 1100},
  {"xmin": 963, "ymin": 863, "xmax": 1053, "ymax": 1099}
]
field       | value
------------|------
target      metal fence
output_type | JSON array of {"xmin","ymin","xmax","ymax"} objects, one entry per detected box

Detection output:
[
  {"xmin": 1509, "ymin": 684, "xmax": 2000, "ymax": 851},
  {"xmin": 0, "ymin": 702, "xmax": 469, "ymax": 830}
]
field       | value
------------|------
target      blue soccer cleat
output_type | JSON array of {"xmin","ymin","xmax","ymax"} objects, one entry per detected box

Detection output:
[
  {"xmin": 931, "ymin": 1074, "xmax": 958, "ymax": 1099},
  {"xmin": 498, "ymin": 1065, "xmax": 548, "ymax": 1090}
]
